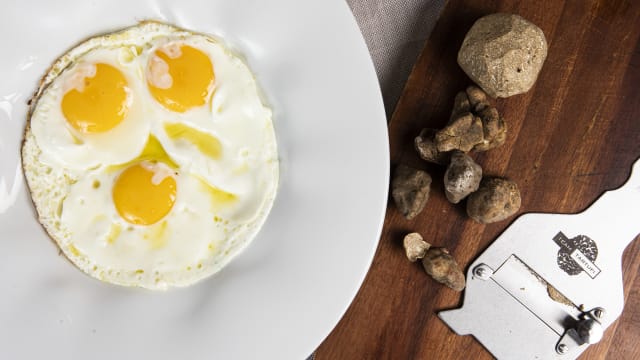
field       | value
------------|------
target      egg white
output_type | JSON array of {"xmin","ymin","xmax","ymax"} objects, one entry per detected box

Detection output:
[
  {"xmin": 30, "ymin": 47, "xmax": 150, "ymax": 169},
  {"xmin": 60, "ymin": 163, "xmax": 231, "ymax": 289},
  {"xmin": 143, "ymin": 35, "xmax": 278, "ymax": 219},
  {"xmin": 22, "ymin": 21, "xmax": 279, "ymax": 290}
]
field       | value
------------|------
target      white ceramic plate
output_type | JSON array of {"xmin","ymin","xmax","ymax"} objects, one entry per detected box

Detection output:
[{"xmin": 0, "ymin": 1, "xmax": 388, "ymax": 359}]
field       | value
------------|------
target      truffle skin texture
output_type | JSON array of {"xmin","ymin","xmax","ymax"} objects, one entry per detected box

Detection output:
[
  {"xmin": 465, "ymin": 86, "xmax": 490, "ymax": 112},
  {"xmin": 444, "ymin": 151, "xmax": 482, "ymax": 204},
  {"xmin": 421, "ymin": 247, "xmax": 466, "ymax": 291},
  {"xmin": 447, "ymin": 87, "xmax": 507, "ymax": 152},
  {"xmin": 450, "ymin": 91, "xmax": 472, "ymax": 121},
  {"xmin": 473, "ymin": 106, "xmax": 507, "ymax": 152},
  {"xmin": 415, "ymin": 128, "xmax": 451, "ymax": 165},
  {"xmin": 435, "ymin": 113, "xmax": 484, "ymax": 152},
  {"xmin": 457, "ymin": 13, "xmax": 548, "ymax": 98},
  {"xmin": 466, "ymin": 177, "xmax": 521, "ymax": 223},
  {"xmin": 392, "ymin": 165, "xmax": 432, "ymax": 220},
  {"xmin": 403, "ymin": 232, "xmax": 431, "ymax": 262}
]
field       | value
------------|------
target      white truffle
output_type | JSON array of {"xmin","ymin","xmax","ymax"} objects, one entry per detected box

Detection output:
[{"xmin": 458, "ymin": 13, "xmax": 548, "ymax": 98}]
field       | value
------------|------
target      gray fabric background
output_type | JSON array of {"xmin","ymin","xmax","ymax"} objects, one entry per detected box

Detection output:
[{"xmin": 347, "ymin": 0, "xmax": 446, "ymax": 117}]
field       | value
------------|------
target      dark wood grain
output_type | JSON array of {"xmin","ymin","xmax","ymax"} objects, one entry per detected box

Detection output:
[{"xmin": 316, "ymin": 0, "xmax": 640, "ymax": 359}]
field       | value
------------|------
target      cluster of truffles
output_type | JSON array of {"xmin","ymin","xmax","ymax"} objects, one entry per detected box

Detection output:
[
  {"xmin": 417, "ymin": 85, "xmax": 506, "ymax": 158},
  {"xmin": 392, "ymin": 13, "xmax": 547, "ymax": 292},
  {"xmin": 403, "ymin": 233, "xmax": 465, "ymax": 291},
  {"xmin": 394, "ymin": 86, "xmax": 521, "ymax": 224},
  {"xmin": 394, "ymin": 87, "xmax": 521, "ymax": 291}
]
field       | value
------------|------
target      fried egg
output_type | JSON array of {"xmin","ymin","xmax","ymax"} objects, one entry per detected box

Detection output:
[{"xmin": 22, "ymin": 21, "xmax": 279, "ymax": 290}]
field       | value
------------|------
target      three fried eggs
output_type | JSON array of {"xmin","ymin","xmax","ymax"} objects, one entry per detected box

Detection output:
[{"xmin": 22, "ymin": 21, "xmax": 279, "ymax": 290}]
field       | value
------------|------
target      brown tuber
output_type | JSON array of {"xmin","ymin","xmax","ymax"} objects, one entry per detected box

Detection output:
[
  {"xmin": 463, "ymin": 86, "xmax": 508, "ymax": 152},
  {"xmin": 467, "ymin": 177, "xmax": 521, "ymax": 223},
  {"xmin": 435, "ymin": 112, "xmax": 484, "ymax": 152},
  {"xmin": 450, "ymin": 91, "xmax": 472, "ymax": 120},
  {"xmin": 444, "ymin": 151, "xmax": 482, "ymax": 203},
  {"xmin": 392, "ymin": 164, "xmax": 432, "ymax": 220},
  {"xmin": 403, "ymin": 232, "xmax": 431, "ymax": 262},
  {"xmin": 474, "ymin": 106, "xmax": 507, "ymax": 152},
  {"xmin": 465, "ymin": 85, "xmax": 491, "ymax": 112},
  {"xmin": 435, "ymin": 86, "xmax": 506, "ymax": 153},
  {"xmin": 421, "ymin": 247, "xmax": 466, "ymax": 291},
  {"xmin": 415, "ymin": 128, "xmax": 451, "ymax": 165}
]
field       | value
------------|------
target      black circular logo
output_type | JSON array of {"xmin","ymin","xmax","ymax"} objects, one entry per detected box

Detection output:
[{"xmin": 556, "ymin": 234, "xmax": 598, "ymax": 276}]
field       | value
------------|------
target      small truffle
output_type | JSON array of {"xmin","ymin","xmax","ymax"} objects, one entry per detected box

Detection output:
[
  {"xmin": 467, "ymin": 177, "xmax": 521, "ymax": 224},
  {"xmin": 465, "ymin": 86, "xmax": 490, "ymax": 112},
  {"xmin": 435, "ymin": 112, "xmax": 484, "ymax": 152},
  {"xmin": 450, "ymin": 91, "xmax": 471, "ymax": 121},
  {"xmin": 403, "ymin": 232, "xmax": 431, "ymax": 262},
  {"xmin": 458, "ymin": 13, "xmax": 548, "ymax": 98},
  {"xmin": 392, "ymin": 165, "xmax": 432, "ymax": 220},
  {"xmin": 422, "ymin": 247, "xmax": 466, "ymax": 291},
  {"xmin": 443, "ymin": 87, "xmax": 507, "ymax": 152},
  {"xmin": 473, "ymin": 106, "xmax": 507, "ymax": 152},
  {"xmin": 415, "ymin": 128, "xmax": 451, "ymax": 165},
  {"xmin": 444, "ymin": 151, "xmax": 482, "ymax": 203}
]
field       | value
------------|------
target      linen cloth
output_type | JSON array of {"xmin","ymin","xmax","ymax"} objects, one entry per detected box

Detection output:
[{"xmin": 346, "ymin": 0, "xmax": 446, "ymax": 117}]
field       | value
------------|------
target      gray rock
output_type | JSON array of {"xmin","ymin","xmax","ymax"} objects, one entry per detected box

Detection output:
[{"xmin": 458, "ymin": 13, "xmax": 548, "ymax": 98}]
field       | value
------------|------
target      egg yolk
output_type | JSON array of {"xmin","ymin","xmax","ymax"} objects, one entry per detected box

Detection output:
[
  {"xmin": 112, "ymin": 163, "xmax": 177, "ymax": 225},
  {"xmin": 61, "ymin": 63, "xmax": 130, "ymax": 133},
  {"xmin": 147, "ymin": 44, "xmax": 214, "ymax": 112}
]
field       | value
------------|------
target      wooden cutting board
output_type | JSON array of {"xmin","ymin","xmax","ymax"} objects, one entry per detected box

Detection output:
[{"xmin": 316, "ymin": 0, "xmax": 640, "ymax": 359}]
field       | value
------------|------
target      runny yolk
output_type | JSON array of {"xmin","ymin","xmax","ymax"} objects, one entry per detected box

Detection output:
[
  {"xmin": 61, "ymin": 63, "xmax": 130, "ymax": 133},
  {"xmin": 147, "ymin": 44, "xmax": 215, "ymax": 112},
  {"xmin": 112, "ymin": 163, "xmax": 177, "ymax": 225}
]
